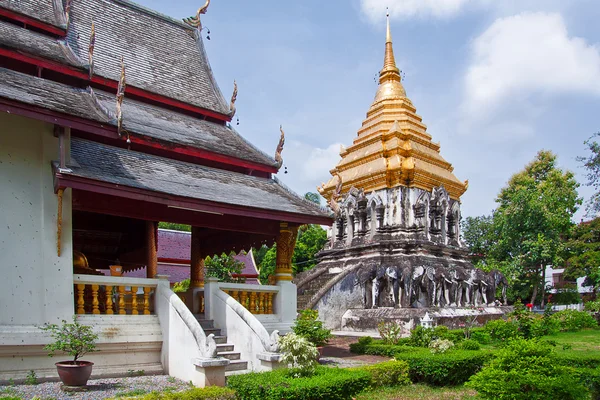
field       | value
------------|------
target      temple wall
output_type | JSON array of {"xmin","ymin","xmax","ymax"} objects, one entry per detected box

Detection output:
[{"xmin": 0, "ymin": 113, "xmax": 74, "ymax": 326}]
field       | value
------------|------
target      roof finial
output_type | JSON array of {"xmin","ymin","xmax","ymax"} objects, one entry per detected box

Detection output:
[{"xmin": 386, "ymin": 8, "xmax": 391, "ymax": 44}]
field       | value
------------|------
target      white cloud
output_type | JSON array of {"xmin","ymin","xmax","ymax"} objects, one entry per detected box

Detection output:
[
  {"xmin": 302, "ymin": 143, "xmax": 343, "ymax": 182},
  {"xmin": 360, "ymin": 0, "xmax": 473, "ymax": 22},
  {"xmin": 462, "ymin": 12, "xmax": 600, "ymax": 122}
]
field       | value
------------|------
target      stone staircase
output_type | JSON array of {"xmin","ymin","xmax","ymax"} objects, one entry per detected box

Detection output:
[
  {"xmin": 297, "ymin": 271, "xmax": 339, "ymax": 310},
  {"xmin": 194, "ymin": 314, "xmax": 248, "ymax": 375}
]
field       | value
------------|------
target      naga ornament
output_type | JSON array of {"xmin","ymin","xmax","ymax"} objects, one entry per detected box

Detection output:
[
  {"xmin": 328, "ymin": 174, "xmax": 343, "ymax": 214},
  {"xmin": 274, "ymin": 125, "xmax": 285, "ymax": 170},
  {"xmin": 229, "ymin": 80, "xmax": 238, "ymax": 117},
  {"xmin": 183, "ymin": 0, "xmax": 210, "ymax": 29}
]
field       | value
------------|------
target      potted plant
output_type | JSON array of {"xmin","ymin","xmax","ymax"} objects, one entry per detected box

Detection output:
[
  {"xmin": 292, "ymin": 309, "xmax": 332, "ymax": 358},
  {"xmin": 40, "ymin": 315, "xmax": 98, "ymax": 386}
]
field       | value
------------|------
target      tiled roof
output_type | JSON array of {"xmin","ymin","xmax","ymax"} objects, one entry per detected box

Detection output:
[
  {"xmin": 65, "ymin": 0, "xmax": 230, "ymax": 115},
  {"xmin": 158, "ymin": 229, "xmax": 191, "ymax": 261},
  {"xmin": 0, "ymin": 21, "xmax": 85, "ymax": 68},
  {"xmin": 0, "ymin": 0, "xmax": 67, "ymax": 29},
  {"xmin": 0, "ymin": 68, "xmax": 277, "ymax": 168},
  {"xmin": 65, "ymin": 138, "xmax": 330, "ymax": 219}
]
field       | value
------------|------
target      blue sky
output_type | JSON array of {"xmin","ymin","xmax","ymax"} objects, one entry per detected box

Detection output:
[{"xmin": 139, "ymin": 0, "xmax": 600, "ymax": 220}]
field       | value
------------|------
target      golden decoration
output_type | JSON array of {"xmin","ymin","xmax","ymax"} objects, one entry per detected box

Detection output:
[
  {"xmin": 88, "ymin": 21, "xmax": 95, "ymax": 79},
  {"xmin": 317, "ymin": 15, "xmax": 468, "ymax": 201},
  {"xmin": 183, "ymin": 0, "xmax": 210, "ymax": 29},
  {"xmin": 229, "ymin": 80, "xmax": 238, "ymax": 117},
  {"xmin": 274, "ymin": 222, "xmax": 298, "ymax": 282},
  {"xmin": 116, "ymin": 56, "xmax": 129, "ymax": 143},
  {"xmin": 56, "ymin": 188, "xmax": 64, "ymax": 257},
  {"xmin": 274, "ymin": 125, "xmax": 285, "ymax": 170},
  {"xmin": 328, "ymin": 174, "xmax": 342, "ymax": 214}
]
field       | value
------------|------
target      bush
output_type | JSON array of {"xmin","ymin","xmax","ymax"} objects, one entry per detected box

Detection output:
[
  {"xmin": 395, "ymin": 349, "xmax": 491, "ymax": 386},
  {"xmin": 585, "ymin": 300, "xmax": 600, "ymax": 313},
  {"xmin": 555, "ymin": 351, "xmax": 600, "ymax": 369},
  {"xmin": 39, "ymin": 315, "xmax": 98, "ymax": 363},
  {"xmin": 278, "ymin": 333, "xmax": 319, "ymax": 377},
  {"xmin": 466, "ymin": 339, "xmax": 589, "ymax": 400},
  {"xmin": 292, "ymin": 310, "xmax": 332, "ymax": 347},
  {"xmin": 377, "ymin": 321, "xmax": 403, "ymax": 345},
  {"xmin": 349, "ymin": 336, "xmax": 373, "ymax": 354},
  {"xmin": 429, "ymin": 339, "xmax": 454, "ymax": 354},
  {"xmin": 408, "ymin": 326, "xmax": 435, "ymax": 347},
  {"xmin": 484, "ymin": 319, "xmax": 519, "ymax": 342},
  {"xmin": 107, "ymin": 387, "xmax": 236, "ymax": 399},
  {"xmin": 458, "ymin": 339, "xmax": 481, "ymax": 351},
  {"xmin": 551, "ymin": 309, "xmax": 598, "ymax": 332},
  {"xmin": 470, "ymin": 328, "xmax": 492, "ymax": 344},
  {"xmin": 227, "ymin": 366, "xmax": 371, "ymax": 400},
  {"xmin": 353, "ymin": 360, "xmax": 411, "ymax": 387},
  {"xmin": 363, "ymin": 344, "xmax": 418, "ymax": 357},
  {"xmin": 574, "ymin": 368, "xmax": 600, "ymax": 400}
]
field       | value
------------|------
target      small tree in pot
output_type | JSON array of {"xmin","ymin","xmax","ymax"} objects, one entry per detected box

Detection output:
[{"xmin": 40, "ymin": 315, "xmax": 98, "ymax": 386}]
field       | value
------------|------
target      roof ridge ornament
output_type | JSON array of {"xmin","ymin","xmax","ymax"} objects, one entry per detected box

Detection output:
[
  {"xmin": 229, "ymin": 80, "xmax": 238, "ymax": 117},
  {"xmin": 183, "ymin": 0, "xmax": 210, "ymax": 29},
  {"xmin": 275, "ymin": 125, "xmax": 285, "ymax": 171},
  {"xmin": 116, "ymin": 56, "xmax": 129, "ymax": 144},
  {"xmin": 88, "ymin": 21, "xmax": 95, "ymax": 80},
  {"xmin": 328, "ymin": 174, "xmax": 343, "ymax": 214},
  {"xmin": 65, "ymin": 0, "xmax": 72, "ymax": 29}
]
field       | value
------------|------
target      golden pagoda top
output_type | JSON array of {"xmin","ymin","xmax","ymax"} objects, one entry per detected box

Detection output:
[{"xmin": 318, "ymin": 13, "xmax": 468, "ymax": 202}]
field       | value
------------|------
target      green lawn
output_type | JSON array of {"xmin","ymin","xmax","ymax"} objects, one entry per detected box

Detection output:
[{"xmin": 547, "ymin": 329, "xmax": 600, "ymax": 352}]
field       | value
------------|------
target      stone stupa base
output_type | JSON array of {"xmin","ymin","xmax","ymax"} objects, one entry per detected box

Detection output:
[{"xmin": 340, "ymin": 306, "xmax": 512, "ymax": 336}]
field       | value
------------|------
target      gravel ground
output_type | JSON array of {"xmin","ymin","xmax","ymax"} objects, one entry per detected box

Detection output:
[{"xmin": 0, "ymin": 375, "xmax": 190, "ymax": 400}]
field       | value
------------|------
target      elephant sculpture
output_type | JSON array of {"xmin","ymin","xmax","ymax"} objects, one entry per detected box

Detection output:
[
  {"xmin": 489, "ymin": 269, "xmax": 508, "ymax": 305},
  {"xmin": 434, "ymin": 264, "xmax": 453, "ymax": 307}
]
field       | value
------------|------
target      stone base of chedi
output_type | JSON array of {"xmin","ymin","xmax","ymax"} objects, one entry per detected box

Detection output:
[
  {"xmin": 295, "ymin": 186, "xmax": 510, "ymax": 331},
  {"xmin": 341, "ymin": 307, "xmax": 513, "ymax": 334}
]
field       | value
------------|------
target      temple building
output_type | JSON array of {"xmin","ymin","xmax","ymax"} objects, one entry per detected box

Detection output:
[
  {"xmin": 0, "ymin": 0, "xmax": 331, "ymax": 385},
  {"xmin": 299, "ymin": 15, "xmax": 507, "ymax": 332}
]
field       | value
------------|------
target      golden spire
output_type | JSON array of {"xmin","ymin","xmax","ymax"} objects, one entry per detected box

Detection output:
[{"xmin": 373, "ymin": 10, "xmax": 406, "ymax": 103}]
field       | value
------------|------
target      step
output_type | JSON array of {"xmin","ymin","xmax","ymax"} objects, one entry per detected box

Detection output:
[
  {"xmin": 225, "ymin": 360, "xmax": 248, "ymax": 372},
  {"xmin": 213, "ymin": 335, "xmax": 227, "ymax": 344},
  {"xmin": 216, "ymin": 343, "xmax": 234, "ymax": 352},
  {"xmin": 204, "ymin": 328, "xmax": 222, "ymax": 336},
  {"xmin": 196, "ymin": 319, "xmax": 214, "ymax": 329},
  {"xmin": 217, "ymin": 351, "xmax": 241, "ymax": 360}
]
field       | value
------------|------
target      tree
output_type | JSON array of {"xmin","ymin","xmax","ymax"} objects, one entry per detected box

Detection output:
[
  {"xmin": 158, "ymin": 222, "xmax": 191, "ymax": 232},
  {"xmin": 492, "ymin": 150, "xmax": 581, "ymax": 306},
  {"xmin": 304, "ymin": 192, "xmax": 322, "ymax": 205},
  {"xmin": 563, "ymin": 217, "xmax": 600, "ymax": 294},
  {"xmin": 578, "ymin": 132, "xmax": 600, "ymax": 217},
  {"xmin": 461, "ymin": 215, "xmax": 494, "ymax": 260},
  {"xmin": 205, "ymin": 252, "xmax": 245, "ymax": 282}
]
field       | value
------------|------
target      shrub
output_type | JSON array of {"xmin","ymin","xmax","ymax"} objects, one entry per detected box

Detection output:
[
  {"xmin": 584, "ymin": 300, "xmax": 600, "ymax": 313},
  {"xmin": 278, "ymin": 333, "xmax": 318, "ymax": 377},
  {"xmin": 555, "ymin": 351, "xmax": 600, "ymax": 369},
  {"xmin": 377, "ymin": 321, "xmax": 403, "ymax": 345},
  {"xmin": 395, "ymin": 349, "xmax": 491, "ymax": 386},
  {"xmin": 429, "ymin": 339, "xmax": 454, "ymax": 354},
  {"xmin": 458, "ymin": 339, "xmax": 481, "ymax": 351},
  {"xmin": 107, "ymin": 386, "xmax": 236, "ymax": 399},
  {"xmin": 349, "ymin": 336, "xmax": 373, "ymax": 354},
  {"xmin": 227, "ymin": 366, "xmax": 371, "ymax": 400},
  {"xmin": 353, "ymin": 360, "xmax": 411, "ymax": 387},
  {"xmin": 551, "ymin": 309, "xmax": 598, "ymax": 332},
  {"xmin": 484, "ymin": 319, "xmax": 519, "ymax": 342},
  {"xmin": 364, "ymin": 344, "xmax": 418, "ymax": 357},
  {"xmin": 574, "ymin": 368, "xmax": 600, "ymax": 400},
  {"xmin": 292, "ymin": 309, "xmax": 332, "ymax": 347},
  {"xmin": 470, "ymin": 328, "xmax": 492, "ymax": 344},
  {"xmin": 466, "ymin": 339, "xmax": 589, "ymax": 400},
  {"xmin": 539, "ymin": 305, "xmax": 560, "ymax": 336},
  {"xmin": 408, "ymin": 326, "xmax": 435, "ymax": 347}
]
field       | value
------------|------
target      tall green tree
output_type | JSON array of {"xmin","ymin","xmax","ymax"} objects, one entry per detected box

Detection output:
[
  {"xmin": 578, "ymin": 132, "xmax": 600, "ymax": 217},
  {"xmin": 492, "ymin": 150, "xmax": 581, "ymax": 305},
  {"xmin": 461, "ymin": 215, "xmax": 494, "ymax": 261},
  {"xmin": 304, "ymin": 192, "xmax": 322, "ymax": 205},
  {"xmin": 563, "ymin": 217, "xmax": 600, "ymax": 294}
]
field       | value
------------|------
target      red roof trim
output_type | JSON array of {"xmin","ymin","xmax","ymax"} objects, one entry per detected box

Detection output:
[
  {"xmin": 0, "ymin": 96, "xmax": 277, "ymax": 174},
  {"xmin": 0, "ymin": 8, "xmax": 66, "ymax": 37},
  {"xmin": 0, "ymin": 47, "xmax": 231, "ymax": 122},
  {"xmin": 55, "ymin": 171, "xmax": 334, "ymax": 226}
]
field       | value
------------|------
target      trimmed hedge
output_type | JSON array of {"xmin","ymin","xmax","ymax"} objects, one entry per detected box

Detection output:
[
  {"xmin": 575, "ymin": 368, "xmax": 600, "ymax": 400},
  {"xmin": 394, "ymin": 349, "xmax": 492, "ymax": 386},
  {"xmin": 353, "ymin": 360, "xmax": 411, "ymax": 387},
  {"xmin": 556, "ymin": 351, "xmax": 600, "ymax": 369},
  {"xmin": 227, "ymin": 366, "xmax": 371, "ymax": 400},
  {"xmin": 107, "ymin": 387, "xmax": 236, "ymax": 400}
]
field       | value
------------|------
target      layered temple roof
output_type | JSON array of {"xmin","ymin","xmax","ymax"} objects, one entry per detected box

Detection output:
[
  {"xmin": 318, "ymin": 16, "xmax": 468, "ymax": 201},
  {"xmin": 0, "ymin": 0, "xmax": 331, "ymax": 227}
]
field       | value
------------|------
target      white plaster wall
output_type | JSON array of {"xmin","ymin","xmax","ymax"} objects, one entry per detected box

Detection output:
[{"xmin": 0, "ymin": 113, "xmax": 73, "ymax": 325}]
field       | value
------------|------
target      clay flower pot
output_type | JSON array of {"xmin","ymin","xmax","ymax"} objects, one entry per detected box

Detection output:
[{"xmin": 55, "ymin": 361, "xmax": 94, "ymax": 386}]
